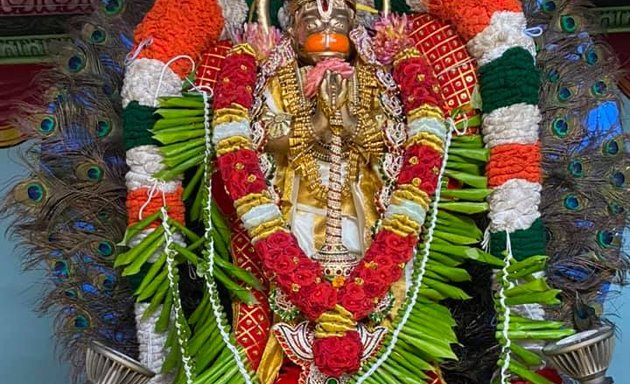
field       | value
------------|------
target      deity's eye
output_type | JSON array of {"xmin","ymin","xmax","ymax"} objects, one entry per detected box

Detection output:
[
  {"xmin": 330, "ymin": 18, "xmax": 346, "ymax": 30},
  {"xmin": 306, "ymin": 20, "xmax": 319, "ymax": 31}
]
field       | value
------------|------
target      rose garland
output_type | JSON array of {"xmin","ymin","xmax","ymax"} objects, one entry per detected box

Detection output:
[{"xmin": 212, "ymin": 40, "xmax": 446, "ymax": 376}]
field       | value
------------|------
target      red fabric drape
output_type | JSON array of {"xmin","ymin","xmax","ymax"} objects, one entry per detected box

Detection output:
[{"xmin": 0, "ymin": 64, "xmax": 48, "ymax": 147}]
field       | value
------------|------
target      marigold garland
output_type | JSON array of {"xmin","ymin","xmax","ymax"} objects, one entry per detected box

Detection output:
[
  {"xmin": 133, "ymin": 0, "xmax": 225, "ymax": 77},
  {"xmin": 425, "ymin": 0, "xmax": 553, "ymax": 383}
]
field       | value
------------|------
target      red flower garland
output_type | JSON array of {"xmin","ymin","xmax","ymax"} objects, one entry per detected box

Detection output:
[
  {"xmin": 213, "ymin": 51, "xmax": 258, "ymax": 110},
  {"xmin": 394, "ymin": 55, "xmax": 444, "ymax": 111},
  {"xmin": 313, "ymin": 331, "xmax": 363, "ymax": 377},
  {"xmin": 213, "ymin": 46, "xmax": 445, "ymax": 327}
]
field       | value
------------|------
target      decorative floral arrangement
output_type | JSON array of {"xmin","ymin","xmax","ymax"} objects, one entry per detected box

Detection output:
[
  {"xmin": 211, "ymin": 38, "xmax": 447, "ymax": 375},
  {"xmin": 115, "ymin": 0, "xmax": 574, "ymax": 383}
]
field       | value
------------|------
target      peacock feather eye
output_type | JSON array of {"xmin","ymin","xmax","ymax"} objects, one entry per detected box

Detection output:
[
  {"xmin": 97, "ymin": 210, "xmax": 111, "ymax": 223},
  {"xmin": 552, "ymin": 118, "xmax": 570, "ymax": 137},
  {"xmin": 81, "ymin": 283, "xmax": 98, "ymax": 295},
  {"xmin": 26, "ymin": 182, "xmax": 46, "ymax": 203},
  {"xmin": 608, "ymin": 202, "xmax": 625, "ymax": 216},
  {"xmin": 96, "ymin": 120, "xmax": 112, "ymax": 138},
  {"xmin": 101, "ymin": 274, "xmax": 116, "ymax": 291},
  {"xmin": 90, "ymin": 28, "xmax": 107, "ymax": 44},
  {"xmin": 76, "ymin": 163, "xmax": 104, "ymax": 182},
  {"xmin": 102, "ymin": 312, "xmax": 117, "ymax": 324},
  {"xmin": 568, "ymin": 160, "xmax": 584, "ymax": 177},
  {"xmin": 53, "ymin": 260, "xmax": 70, "ymax": 282},
  {"xmin": 591, "ymin": 80, "xmax": 607, "ymax": 96},
  {"xmin": 558, "ymin": 87, "xmax": 572, "ymax": 101},
  {"xmin": 585, "ymin": 48, "xmax": 599, "ymax": 65},
  {"xmin": 64, "ymin": 289, "xmax": 79, "ymax": 299},
  {"xmin": 102, "ymin": 0, "xmax": 124, "ymax": 15},
  {"xmin": 547, "ymin": 69, "xmax": 560, "ymax": 83},
  {"xmin": 603, "ymin": 139, "xmax": 620, "ymax": 156},
  {"xmin": 542, "ymin": 1, "xmax": 557, "ymax": 12},
  {"xmin": 96, "ymin": 240, "xmax": 115, "ymax": 258},
  {"xmin": 560, "ymin": 15, "xmax": 578, "ymax": 33},
  {"xmin": 563, "ymin": 194, "xmax": 581, "ymax": 210},
  {"xmin": 87, "ymin": 166, "xmax": 103, "ymax": 181},
  {"xmin": 38, "ymin": 116, "xmax": 57, "ymax": 135},
  {"xmin": 74, "ymin": 314, "xmax": 90, "ymax": 330},
  {"xmin": 611, "ymin": 171, "xmax": 625, "ymax": 188},
  {"xmin": 596, "ymin": 230, "xmax": 616, "ymax": 249},
  {"xmin": 67, "ymin": 54, "xmax": 86, "ymax": 73}
]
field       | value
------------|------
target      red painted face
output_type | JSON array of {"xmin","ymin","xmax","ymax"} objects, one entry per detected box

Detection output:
[{"xmin": 294, "ymin": 0, "xmax": 355, "ymax": 63}]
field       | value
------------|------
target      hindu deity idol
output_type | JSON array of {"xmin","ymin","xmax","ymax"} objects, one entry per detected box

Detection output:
[
  {"xmin": 118, "ymin": 0, "xmax": 533, "ymax": 382},
  {"xmin": 10, "ymin": 0, "xmax": 600, "ymax": 383},
  {"xmin": 216, "ymin": 0, "xmax": 454, "ymax": 382}
]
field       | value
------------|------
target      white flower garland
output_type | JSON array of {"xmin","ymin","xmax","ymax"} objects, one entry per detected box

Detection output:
[
  {"xmin": 482, "ymin": 103, "xmax": 541, "ymax": 147},
  {"xmin": 467, "ymin": 11, "xmax": 536, "ymax": 66},
  {"xmin": 126, "ymin": 146, "xmax": 181, "ymax": 193},
  {"xmin": 122, "ymin": 58, "xmax": 182, "ymax": 108},
  {"xmin": 122, "ymin": 49, "xmax": 187, "ymax": 384},
  {"xmin": 217, "ymin": 0, "xmax": 248, "ymax": 33},
  {"xmin": 488, "ymin": 179, "xmax": 542, "ymax": 233},
  {"xmin": 134, "ymin": 303, "xmax": 175, "ymax": 384}
]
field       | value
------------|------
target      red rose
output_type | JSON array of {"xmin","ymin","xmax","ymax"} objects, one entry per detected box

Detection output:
[
  {"xmin": 264, "ymin": 252, "xmax": 297, "ymax": 276},
  {"xmin": 217, "ymin": 149, "xmax": 268, "ymax": 200},
  {"xmin": 258, "ymin": 231, "xmax": 296, "ymax": 253},
  {"xmin": 373, "ymin": 255, "xmax": 403, "ymax": 282},
  {"xmin": 385, "ymin": 264, "xmax": 403, "ymax": 283},
  {"xmin": 214, "ymin": 87, "xmax": 254, "ymax": 110},
  {"xmin": 291, "ymin": 262, "xmax": 320, "ymax": 287},
  {"xmin": 275, "ymin": 260, "xmax": 321, "ymax": 292},
  {"xmin": 397, "ymin": 145, "xmax": 443, "ymax": 196},
  {"xmin": 378, "ymin": 231, "xmax": 416, "ymax": 264},
  {"xmin": 213, "ymin": 53, "xmax": 258, "ymax": 110},
  {"xmin": 354, "ymin": 267, "xmax": 390, "ymax": 297},
  {"xmin": 300, "ymin": 282, "xmax": 338, "ymax": 320},
  {"xmin": 339, "ymin": 282, "xmax": 373, "ymax": 319},
  {"xmin": 393, "ymin": 56, "xmax": 443, "ymax": 113},
  {"xmin": 362, "ymin": 281, "xmax": 386, "ymax": 298},
  {"xmin": 312, "ymin": 332, "xmax": 363, "ymax": 378}
]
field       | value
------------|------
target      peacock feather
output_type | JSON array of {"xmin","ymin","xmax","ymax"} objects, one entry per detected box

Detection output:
[
  {"xmin": 1, "ymin": 0, "xmax": 155, "ymax": 381},
  {"xmin": 523, "ymin": 0, "xmax": 629, "ymax": 323}
]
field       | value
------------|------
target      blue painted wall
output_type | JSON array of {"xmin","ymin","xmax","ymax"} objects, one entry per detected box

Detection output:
[
  {"xmin": 607, "ymin": 95, "xmax": 630, "ymax": 380},
  {"xmin": 0, "ymin": 147, "xmax": 69, "ymax": 384}
]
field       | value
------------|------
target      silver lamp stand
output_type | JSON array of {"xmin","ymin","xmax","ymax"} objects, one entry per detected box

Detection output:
[
  {"xmin": 86, "ymin": 341, "xmax": 156, "ymax": 384},
  {"xmin": 543, "ymin": 323, "xmax": 615, "ymax": 384}
]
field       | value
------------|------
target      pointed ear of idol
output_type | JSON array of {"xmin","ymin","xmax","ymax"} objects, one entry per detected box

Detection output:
[{"xmin": 257, "ymin": 0, "xmax": 270, "ymax": 33}]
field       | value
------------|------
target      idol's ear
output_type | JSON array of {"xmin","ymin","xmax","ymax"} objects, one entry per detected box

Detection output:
[
  {"xmin": 381, "ymin": 0, "xmax": 390, "ymax": 17},
  {"xmin": 256, "ymin": 0, "xmax": 271, "ymax": 33}
]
